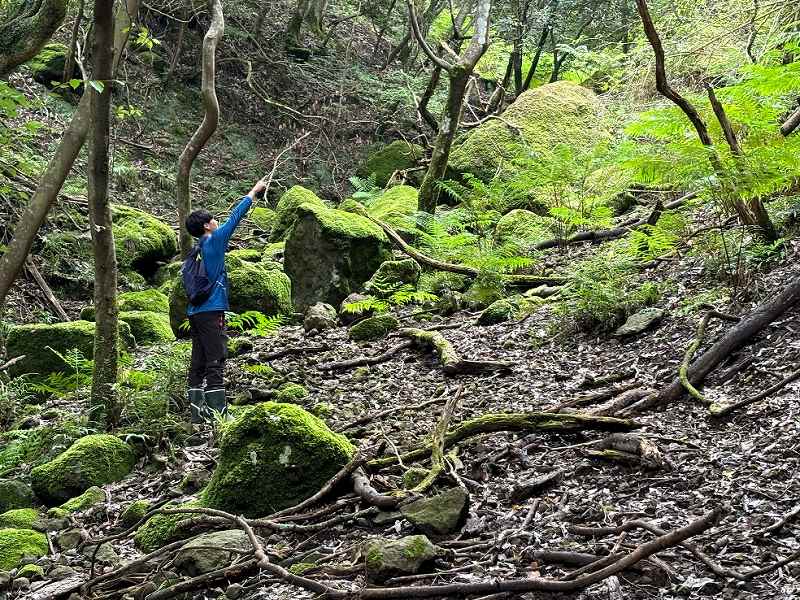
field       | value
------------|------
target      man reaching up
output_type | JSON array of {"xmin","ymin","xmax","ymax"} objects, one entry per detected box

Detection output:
[{"xmin": 183, "ymin": 180, "xmax": 266, "ymax": 423}]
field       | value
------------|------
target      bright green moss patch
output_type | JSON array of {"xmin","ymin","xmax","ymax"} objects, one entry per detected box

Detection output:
[
  {"xmin": 202, "ymin": 402, "xmax": 354, "ymax": 517},
  {"xmin": 119, "ymin": 311, "xmax": 175, "ymax": 345},
  {"xmin": 121, "ymin": 500, "xmax": 150, "ymax": 526},
  {"xmin": 27, "ymin": 43, "xmax": 68, "ymax": 87},
  {"xmin": 82, "ymin": 289, "xmax": 170, "ymax": 320},
  {"xmin": 30, "ymin": 435, "xmax": 135, "ymax": 505},
  {"xmin": 228, "ymin": 248, "xmax": 263, "ymax": 263},
  {"xmin": 17, "ymin": 563, "xmax": 45, "ymax": 580},
  {"xmin": 369, "ymin": 185, "xmax": 419, "ymax": 227},
  {"xmin": 357, "ymin": 141, "xmax": 423, "ymax": 187},
  {"xmin": 111, "ymin": 204, "xmax": 178, "ymax": 275},
  {"xmin": 228, "ymin": 262, "xmax": 292, "ymax": 315},
  {"xmin": 0, "ymin": 528, "xmax": 48, "ymax": 570},
  {"xmin": 0, "ymin": 508, "xmax": 39, "ymax": 530},
  {"xmin": 270, "ymin": 185, "xmax": 328, "ymax": 242},
  {"xmin": 348, "ymin": 314, "xmax": 399, "ymax": 342},
  {"xmin": 494, "ymin": 209, "xmax": 549, "ymax": 245},
  {"xmin": 59, "ymin": 486, "xmax": 105, "ymax": 513},
  {"xmin": 275, "ymin": 383, "xmax": 309, "ymax": 403},
  {"xmin": 134, "ymin": 501, "xmax": 200, "ymax": 553},
  {"xmin": 250, "ymin": 207, "xmax": 276, "ymax": 233},
  {"xmin": 295, "ymin": 203, "xmax": 387, "ymax": 240}
]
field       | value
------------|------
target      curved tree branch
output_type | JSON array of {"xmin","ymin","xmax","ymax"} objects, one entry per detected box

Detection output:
[
  {"xmin": 407, "ymin": 0, "xmax": 453, "ymax": 72},
  {"xmin": 0, "ymin": 0, "xmax": 69, "ymax": 78}
]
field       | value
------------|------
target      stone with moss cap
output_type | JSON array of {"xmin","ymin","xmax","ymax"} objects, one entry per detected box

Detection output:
[
  {"xmin": 111, "ymin": 204, "xmax": 178, "ymax": 277},
  {"xmin": 0, "ymin": 480, "xmax": 34, "ymax": 513},
  {"xmin": 364, "ymin": 259, "xmax": 422, "ymax": 297},
  {"xmin": 363, "ymin": 535, "xmax": 439, "ymax": 583},
  {"xmin": 4, "ymin": 320, "xmax": 134, "ymax": 378},
  {"xmin": 285, "ymin": 203, "xmax": 393, "ymax": 310},
  {"xmin": 118, "ymin": 311, "xmax": 175, "ymax": 345},
  {"xmin": 449, "ymin": 81, "xmax": 607, "ymax": 182},
  {"xmin": 27, "ymin": 43, "xmax": 68, "ymax": 87},
  {"xmin": 80, "ymin": 289, "xmax": 170, "ymax": 321},
  {"xmin": 30, "ymin": 435, "xmax": 135, "ymax": 506},
  {"xmin": 17, "ymin": 563, "xmax": 45, "ymax": 580},
  {"xmin": 202, "ymin": 402, "xmax": 354, "ymax": 517},
  {"xmin": 477, "ymin": 298, "xmax": 516, "ymax": 326},
  {"xmin": 357, "ymin": 141, "xmax": 424, "ymax": 187},
  {"xmin": 0, "ymin": 528, "xmax": 48, "ymax": 570},
  {"xmin": 58, "ymin": 486, "xmax": 105, "ymax": 513},
  {"xmin": 275, "ymin": 383, "xmax": 309, "ymax": 403},
  {"xmin": 250, "ymin": 207, "xmax": 276, "ymax": 235},
  {"xmin": 400, "ymin": 487, "xmax": 469, "ymax": 536},
  {"xmin": 269, "ymin": 185, "xmax": 328, "ymax": 242},
  {"xmin": 348, "ymin": 314, "xmax": 399, "ymax": 342},
  {"xmin": 121, "ymin": 500, "xmax": 150, "ymax": 526},
  {"xmin": 0, "ymin": 509, "xmax": 40, "ymax": 530},
  {"xmin": 134, "ymin": 501, "xmax": 200, "ymax": 553}
]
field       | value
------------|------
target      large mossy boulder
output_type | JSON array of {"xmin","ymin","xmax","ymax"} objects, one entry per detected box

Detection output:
[
  {"xmin": 364, "ymin": 259, "xmax": 422, "ymax": 297},
  {"xmin": 5, "ymin": 320, "xmax": 133, "ymax": 378},
  {"xmin": 168, "ymin": 261, "xmax": 292, "ymax": 334},
  {"xmin": 357, "ymin": 141, "xmax": 424, "ymax": 187},
  {"xmin": 30, "ymin": 434, "xmax": 135, "ymax": 505},
  {"xmin": 82, "ymin": 289, "xmax": 170, "ymax": 320},
  {"xmin": 111, "ymin": 204, "xmax": 178, "ymax": 276},
  {"xmin": 449, "ymin": 81, "xmax": 606, "ymax": 182},
  {"xmin": 27, "ymin": 43, "xmax": 68, "ymax": 87},
  {"xmin": 269, "ymin": 185, "xmax": 328, "ymax": 242},
  {"xmin": 119, "ymin": 311, "xmax": 175, "ymax": 345},
  {"xmin": 202, "ymin": 402, "xmax": 355, "ymax": 517},
  {"xmin": 284, "ymin": 203, "xmax": 393, "ymax": 310},
  {"xmin": 0, "ymin": 528, "xmax": 48, "ymax": 570}
]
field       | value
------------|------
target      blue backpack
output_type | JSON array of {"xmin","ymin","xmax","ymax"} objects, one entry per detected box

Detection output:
[{"xmin": 181, "ymin": 239, "xmax": 215, "ymax": 306}]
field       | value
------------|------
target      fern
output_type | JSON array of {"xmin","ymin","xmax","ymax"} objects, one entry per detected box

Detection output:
[
  {"xmin": 348, "ymin": 174, "xmax": 382, "ymax": 205},
  {"xmin": 226, "ymin": 311, "xmax": 285, "ymax": 337},
  {"xmin": 342, "ymin": 284, "xmax": 438, "ymax": 315}
]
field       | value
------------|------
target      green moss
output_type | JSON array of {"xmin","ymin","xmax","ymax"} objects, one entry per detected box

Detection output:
[
  {"xmin": 477, "ymin": 298, "xmax": 516, "ymax": 325},
  {"xmin": 295, "ymin": 203, "xmax": 387, "ymax": 240},
  {"xmin": 227, "ymin": 263, "xmax": 292, "ymax": 316},
  {"xmin": 134, "ymin": 501, "xmax": 200, "ymax": 553},
  {"xmin": 262, "ymin": 242, "xmax": 285, "ymax": 261},
  {"xmin": 403, "ymin": 535, "xmax": 432, "ymax": 560},
  {"xmin": 0, "ymin": 480, "xmax": 34, "ymax": 512},
  {"xmin": 494, "ymin": 209, "xmax": 549, "ymax": 245},
  {"xmin": 270, "ymin": 186, "xmax": 328, "ymax": 242},
  {"xmin": 250, "ymin": 207, "xmax": 276, "ymax": 234},
  {"xmin": 288, "ymin": 562, "xmax": 315, "ymax": 575},
  {"xmin": 228, "ymin": 248, "xmax": 263, "ymax": 263},
  {"xmin": 364, "ymin": 259, "xmax": 422, "ymax": 297},
  {"xmin": 119, "ymin": 311, "xmax": 175, "ymax": 345},
  {"xmin": 368, "ymin": 186, "xmax": 419, "ymax": 232},
  {"xmin": 402, "ymin": 467, "xmax": 429, "ymax": 490},
  {"xmin": 357, "ymin": 141, "xmax": 424, "ymax": 187},
  {"xmin": 0, "ymin": 528, "xmax": 48, "ymax": 570},
  {"xmin": 366, "ymin": 546, "xmax": 384, "ymax": 570},
  {"xmin": 5, "ymin": 320, "xmax": 133, "ymax": 378},
  {"xmin": 348, "ymin": 314, "xmax": 399, "ymax": 342},
  {"xmin": 202, "ymin": 402, "xmax": 355, "ymax": 517},
  {"xmin": 449, "ymin": 81, "xmax": 607, "ymax": 181},
  {"xmin": 17, "ymin": 563, "xmax": 45, "ymax": 580},
  {"xmin": 121, "ymin": 500, "xmax": 150, "ymax": 526},
  {"xmin": 0, "ymin": 509, "xmax": 39, "ymax": 530},
  {"xmin": 80, "ymin": 289, "xmax": 170, "ymax": 321},
  {"xmin": 46, "ymin": 508, "xmax": 68, "ymax": 519},
  {"xmin": 111, "ymin": 204, "xmax": 178, "ymax": 275},
  {"xmin": 153, "ymin": 261, "xmax": 182, "ymax": 287},
  {"xmin": 337, "ymin": 198, "xmax": 366, "ymax": 214},
  {"xmin": 30, "ymin": 435, "xmax": 136, "ymax": 505},
  {"xmin": 27, "ymin": 43, "xmax": 67, "ymax": 87},
  {"xmin": 275, "ymin": 383, "xmax": 308, "ymax": 403},
  {"xmin": 58, "ymin": 486, "xmax": 105, "ymax": 513},
  {"xmin": 310, "ymin": 402, "xmax": 333, "ymax": 419}
]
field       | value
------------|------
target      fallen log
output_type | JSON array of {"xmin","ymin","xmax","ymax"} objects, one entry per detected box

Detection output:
[{"xmin": 398, "ymin": 327, "xmax": 513, "ymax": 376}]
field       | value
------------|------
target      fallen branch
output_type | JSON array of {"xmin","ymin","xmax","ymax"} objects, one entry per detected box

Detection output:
[
  {"xmin": 411, "ymin": 386, "xmax": 463, "ymax": 493},
  {"xmin": 259, "ymin": 344, "xmax": 330, "ymax": 361},
  {"xmin": 25, "ymin": 258, "xmax": 69, "ymax": 321},
  {"xmin": 368, "ymin": 412, "xmax": 639, "ymax": 469},
  {"xmin": 584, "ymin": 433, "xmax": 665, "ymax": 470},
  {"xmin": 679, "ymin": 309, "xmax": 740, "ymax": 405},
  {"xmin": 398, "ymin": 327, "xmax": 513, "ymax": 376},
  {"xmin": 710, "ymin": 365, "xmax": 800, "ymax": 417},
  {"xmin": 781, "ymin": 105, "xmax": 800, "ymax": 137},
  {"xmin": 318, "ymin": 341, "xmax": 412, "ymax": 371},
  {"xmin": 351, "ymin": 469, "xmax": 402, "ymax": 509}
]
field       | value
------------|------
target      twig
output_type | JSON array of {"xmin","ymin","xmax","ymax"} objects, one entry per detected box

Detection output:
[{"xmin": 711, "ymin": 365, "xmax": 800, "ymax": 417}]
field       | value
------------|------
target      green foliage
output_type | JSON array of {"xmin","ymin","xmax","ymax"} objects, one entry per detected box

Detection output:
[
  {"xmin": 623, "ymin": 212, "xmax": 686, "ymax": 262},
  {"xmin": 343, "ymin": 284, "xmax": 437, "ymax": 315},
  {"xmin": 27, "ymin": 347, "xmax": 93, "ymax": 397},
  {"xmin": 226, "ymin": 311, "xmax": 285, "ymax": 337},
  {"xmin": 0, "ymin": 377, "xmax": 33, "ymax": 431},
  {"xmin": 132, "ymin": 25, "xmax": 161, "ymax": 51},
  {"xmin": 348, "ymin": 174, "xmax": 382, "ymax": 204}
]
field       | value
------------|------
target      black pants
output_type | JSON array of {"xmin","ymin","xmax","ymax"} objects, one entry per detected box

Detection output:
[{"xmin": 188, "ymin": 311, "xmax": 227, "ymax": 390}]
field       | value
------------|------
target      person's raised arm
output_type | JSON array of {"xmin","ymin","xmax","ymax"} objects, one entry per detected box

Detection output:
[{"xmin": 212, "ymin": 180, "xmax": 266, "ymax": 246}]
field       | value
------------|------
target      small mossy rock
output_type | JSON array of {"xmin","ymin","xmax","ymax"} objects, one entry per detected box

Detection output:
[
  {"xmin": 274, "ymin": 383, "xmax": 309, "ymax": 403},
  {"xmin": 0, "ymin": 481, "xmax": 34, "ymax": 513},
  {"xmin": 121, "ymin": 500, "xmax": 150, "ymax": 526},
  {"xmin": 134, "ymin": 501, "xmax": 200, "ymax": 553},
  {"xmin": 303, "ymin": 302, "xmax": 338, "ymax": 332},
  {"xmin": 339, "ymin": 293, "xmax": 373, "ymax": 326},
  {"xmin": 58, "ymin": 486, "xmax": 105, "ymax": 513},
  {"xmin": 449, "ymin": 81, "xmax": 606, "ymax": 182},
  {"xmin": 494, "ymin": 209, "xmax": 549, "ymax": 245},
  {"xmin": 119, "ymin": 311, "xmax": 175, "ymax": 345},
  {"xmin": 262, "ymin": 242, "xmax": 285, "ymax": 262},
  {"xmin": 202, "ymin": 402, "xmax": 354, "ymax": 517},
  {"xmin": 227, "ymin": 337, "xmax": 254, "ymax": 357},
  {"xmin": 348, "ymin": 314, "xmax": 399, "ymax": 342},
  {"xmin": 27, "ymin": 43, "xmax": 68, "ymax": 87},
  {"xmin": 180, "ymin": 469, "xmax": 211, "ymax": 494},
  {"xmin": 613, "ymin": 307, "xmax": 665, "ymax": 338},
  {"xmin": 400, "ymin": 487, "xmax": 470, "ymax": 536},
  {"xmin": 81, "ymin": 542, "xmax": 120, "ymax": 565},
  {"xmin": 228, "ymin": 248, "xmax": 263, "ymax": 264},
  {"xmin": 364, "ymin": 259, "xmax": 422, "ymax": 297},
  {"xmin": 477, "ymin": 298, "xmax": 516, "ymax": 326},
  {"xmin": 174, "ymin": 530, "xmax": 251, "ymax": 576},
  {"xmin": 363, "ymin": 535, "xmax": 439, "ymax": 583},
  {"xmin": 30, "ymin": 435, "xmax": 135, "ymax": 506},
  {"xmin": 17, "ymin": 563, "xmax": 44, "ymax": 581},
  {"xmin": 284, "ymin": 203, "xmax": 393, "ymax": 310},
  {"xmin": 402, "ymin": 467, "xmax": 429, "ymax": 490},
  {"xmin": 5, "ymin": 320, "xmax": 133, "ymax": 378},
  {"xmin": 270, "ymin": 185, "xmax": 328, "ymax": 242},
  {"xmin": 81, "ymin": 289, "xmax": 170, "ymax": 320},
  {"xmin": 250, "ymin": 207, "xmax": 276, "ymax": 234},
  {"xmin": 0, "ymin": 509, "xmax": 40, "ymax": 530},
  {"xmin": 357, "ymin": 141, "xmax": 424, "ymax": 187},
  {"xmin": 111, "ymin": 205, "xmax": 178, "ymax": 276},
  {"xmin": 0, "ymin": 529, "xmax": 48, "ymax": 570}
]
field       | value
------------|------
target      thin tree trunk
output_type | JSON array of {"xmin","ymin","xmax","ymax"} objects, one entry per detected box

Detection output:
[
  {"xmin": 166, "ymin": 11, "xmax": 187, "ymax": 81},
  {"xmin": 418, "ymin": 65, "xmax": 442, "ymax": 131},
  {"xmin": 176, "ymin": 0, "xmax": 225, "ymax": 256},
  {"xmin": 0, "ymin": 0, "xmax": 139, "ymax": 309},
  {"xmin": 87, "ymin": 0, "xmax": 118, "ymax": 429},
  {"xmin": 522, "ymin": 25, "xmax": 549, "ymax": 91},
  {"xmin": 781, "ymin": 105, "xmax": 800, "ymax": 136},
  {"xmin": 63, "ymin": 0, "xmax": 85, "ymax": 83}
]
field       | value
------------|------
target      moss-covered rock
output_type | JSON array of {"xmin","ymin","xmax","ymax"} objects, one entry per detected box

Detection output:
[
  {"xmin": 153, "ymin": 261, "xmax": 182, "ymax": 287},
  {"xmin": 30, "ymin": 435, "xmax": 135, "ymax": 506},
  {"xmin": 121, "ymin": 500, "xmax": 150, "ymax": 526},
  {"xmin": 58, "ymin": 486, "xmax": 105, "ymax": 513},
  {"xmin": 174, "ymin": 529, "xmax": 251, "ymax": 576},
  {"xmin": 81, "ymin": 289, "xmax": 170, "ymax": 321},
  {"xmin": 368, "ymin": 185, "xmax": 419, "ymax": 233},
  {"xmin": 270, "ymin": 185, "xmax": 328, "ymax": 242},
  {"xmin": 202, "ymin": 402, "xmax": 354, "ymax": 517},
  {"xmin": 27, "ymin": 43, "xmax": 68, "ymax": 87},
  {"xmin": 274, "ymin": 383, "xmax": 309, "ymax": 403},
  {"xmin": 357, "ymin": 141, "xmax": 424, "ymax": 187},
  {"xmin": 0, "ymin": 528, "xmax": 48, "ymax": 570},
  {"xmin": 227, "ymin": 249, "xmax": 262, "ymax": 264},
  {"xmin": 494, "ymin": 209, "xmax": 549, "ymax": 245},
  {"xmin": 0, "ymin": 509, "xmax": 40, "ymax": 530},
  {"xmin": 449, "ymin": 81, "xmax": 606, "ymax": 182},
  {"xmin": 111, "ymin": 204, "xmax": 178, "ymax": 276},
  {"xmin": 168, "ymin": 262, "xmax": 292, "ymax": 335},
  {"xmin": 250, "ymin": 207, "xmax": 276, "ymax": 234},
  {"xmin": 17, "ymin": 563, "xmax": 45, "ymax": 580},
  {"xmin": 285, "ymin": 203, "xmax": 393, "ymax": 310},
  {"xmin": 4, "ymin": 320, "xmax": 133, "ymax": 378},
  {"xmin": 119, "ymin": 311, "xmax": 175, "ymax": 345},
  {"xmin": 303, "ymin": 302, "xmax": 338, "ymax": 332},
  {"xmin": 363, "ymin": 535, "xmax": 439, "ymax": 583},
  {"xmin": 348, "ymin": 314, "xmax": 399, "ymax": 342},
  {"xmin": 262, "ymin": 242, "xmax": 285, "ymax": 262},
  {"xmin": 0, "ymin": 481, "xmax": 34, "ymax": 513},
  {"xmin": 134, "ymin": 501, "xmax": 200, "ymax": 553},
  {"xmin": 364, "ymin": 259, "xmax": 422, "ymax": 297},
  {"xmin": 400, "ymin": 487, "xmax": 470, "ymax": 536},
  {"xmin": 477, "ymin": 298, "xmax": 516, "ymax": 325}
]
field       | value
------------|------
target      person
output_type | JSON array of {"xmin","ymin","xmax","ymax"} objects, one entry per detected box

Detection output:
[{"xmin": 184, "ymin": 180, "xmax": 266, "ymax": 424}]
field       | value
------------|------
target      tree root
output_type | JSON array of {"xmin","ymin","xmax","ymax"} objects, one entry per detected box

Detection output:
[
  {"xmin": 710, "ymin": 365, "xmax": 800, "ymax": 417},
  {"xmin": 679, "ymin": 309, "xmax": 740, "ymax": 405},
  {"xmin": 583, "ymin": 433, "xmax": 665, "ymax": 470},
  {"xmin": 318, "ymin": 341, "xmax": 412, "ymax": 371},
  {"xmin": 411, "ymin": 386, "xmax": 462, "ymax": 493},
  {"xmin": 398, "ymin": 327, "xmax": 513, "ymax": 375}
]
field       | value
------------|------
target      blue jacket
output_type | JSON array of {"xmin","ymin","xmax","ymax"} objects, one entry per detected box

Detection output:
[{"xmin": 187, "ymin": 195, "xmax": 253, "ymax": 316}]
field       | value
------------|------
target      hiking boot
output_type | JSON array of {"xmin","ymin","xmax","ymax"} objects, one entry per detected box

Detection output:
[
  {"xmin": 189, "ymin": 388, "xmax": 206, "ymax": 424},
  {"xmin": 205, "ymin": 389, "xmax": 228, "ymax": 421}
]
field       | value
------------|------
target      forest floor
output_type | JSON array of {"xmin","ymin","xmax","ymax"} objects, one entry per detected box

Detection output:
[{"xmin": 20, "ymin": 239, "xmax": 800, "ymax": 600}]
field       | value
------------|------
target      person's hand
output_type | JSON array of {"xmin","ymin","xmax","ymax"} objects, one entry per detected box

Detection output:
[{"xmin": 249, "ymin": 180, "xmax": 267, "ymax": 200}]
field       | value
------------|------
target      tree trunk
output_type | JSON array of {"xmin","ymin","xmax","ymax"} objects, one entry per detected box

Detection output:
[
  {"xmin": 521, "ymin": 25, "xmax": 549, "ymax": 91},
  {"xmin": 0, "ymin": 0, "xmax": 139, "ymax": 309},
  {"xmin": 418, "ymin": 65, "xmax": 442, "ymax": 131},
  {"xmin": 781, "ymin": 105, "xmax": 800, "ymax": 136},
  {"xmin": 176, "ymin": 0, "xmax": 225, "ymax": 256},
  {"xmin": 0, "ymin": 0, "xmax": 70, "ymax": 78},
  {"xmin": 286, "ymin": 0, "xmax": 328, "ymax": 47},
  {"xmin": 87, "ymin": 0, "xmax": 118, "ymax": 429},
  {"xmin": 166, "ymin": 10, "xmax": 187, "ymax": 81},
  {"xmin": 62, "ymin": 0, "xmax": 85, "ymax": 83}
]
